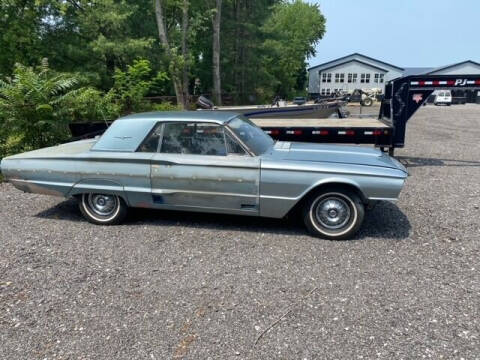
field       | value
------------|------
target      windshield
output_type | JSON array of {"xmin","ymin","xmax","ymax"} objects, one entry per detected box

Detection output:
[{"xmin": 227, "ymin": 116, "xmax": 274, "ymax": 155}]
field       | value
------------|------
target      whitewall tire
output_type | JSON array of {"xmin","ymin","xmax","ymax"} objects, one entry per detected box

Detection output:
[
  {"xmin": 79, "ymin": 193, "xmax": 127, "ymax": 225},
  {"xmin": 303, "ymin": 189, "xmax": 364, "ymax": 240}
]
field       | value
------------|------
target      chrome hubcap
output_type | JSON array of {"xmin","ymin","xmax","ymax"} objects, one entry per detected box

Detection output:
[
  {"xmin": 87, "ymin": 194, "xmax": 117, "ymax": 217},
  {"xmin": 315, "ymin": 197, "xmax": 351, "ymax": 229}
]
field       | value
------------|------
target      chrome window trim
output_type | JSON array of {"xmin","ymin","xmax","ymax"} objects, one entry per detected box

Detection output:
[
  {"xmin": 156, "ymin": 123, "xmax": 165, "ymax": 153},
  {"xmin": 159, "ymin": 121, "xmax": 230, "ymax": 157},
  {"xmin": 223, "ymin": 125, "xmax": 256, "ymax": 157}
]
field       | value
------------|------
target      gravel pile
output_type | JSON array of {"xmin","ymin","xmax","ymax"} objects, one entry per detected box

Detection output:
[{"xmin": 0, "ymin": 104, "xmax": 479, "ymax": 359}]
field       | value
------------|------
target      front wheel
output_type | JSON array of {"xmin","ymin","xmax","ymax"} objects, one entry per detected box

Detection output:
[
  {"xmin": 79, "ymin": 193, "xmax": 128, "ymax": 225},
  {"xmin": 361, "ymin": 97, "xmax": 373, "ymax": 107},
  {"xmin": 302, "ymin": 190, "xmax": 365, "ymax": 240}
]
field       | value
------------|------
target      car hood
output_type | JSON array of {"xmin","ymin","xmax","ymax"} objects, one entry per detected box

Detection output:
[{"xmin": 270, "ymin": 142, "xmax": 407, "ymax": 172}]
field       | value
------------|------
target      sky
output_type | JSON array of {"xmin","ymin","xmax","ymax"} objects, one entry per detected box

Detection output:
[{"xmin": 307, "ymin": 0, "xmax": 478, "ymax": 69}]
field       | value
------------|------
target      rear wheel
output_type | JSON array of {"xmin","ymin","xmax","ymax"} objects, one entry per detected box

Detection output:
[
  {"xmin": 79, "ymin": 193, "xmax": 127, "ymax": 225},
  {"xmin": 302, "ymin": 189, "xmax": 364, "ymax": 240}
]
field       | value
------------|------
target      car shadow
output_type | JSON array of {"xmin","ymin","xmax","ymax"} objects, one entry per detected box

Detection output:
[
  {"xmin": 35, "ymin": 198, "xmax": 410, "ymax": 240},
  {"xmin": 398, "ymin": 156, "xmax": 480, "ymax": 168},
  {"xmin": 356, "ymin": 201, "xmax": 411, "ymax": 240},
  {"xmin": 35, "ymin": 198, "xmax": 84, "ymax": 222}
]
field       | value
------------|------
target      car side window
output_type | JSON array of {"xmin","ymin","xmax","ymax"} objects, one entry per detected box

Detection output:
[
  {"xmin": 160, "ymin": 122, "xmax": 227, "ymax": 156},
  {"xmin": 137, "ymin": 123, "xmax": 162, "ymax": 152},
  {"xmin": 225, "ymin": 131, "xmax": 246, "ymax": 155}
]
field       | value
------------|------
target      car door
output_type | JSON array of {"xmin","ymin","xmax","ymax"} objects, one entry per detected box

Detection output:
[{"xmin": 149, "ymin": 121, "xmax": 260, "ymax": 215}]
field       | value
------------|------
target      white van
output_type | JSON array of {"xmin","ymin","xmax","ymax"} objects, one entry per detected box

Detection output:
[{"xmin": 434, "ymin": 90, "xmax": 452, "ymax": 106}]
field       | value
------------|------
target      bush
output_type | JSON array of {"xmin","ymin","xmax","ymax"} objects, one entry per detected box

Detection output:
[
  {"xmin": 108, "ymin": 59, "xmax": 170, "ymax": 114},
  {"xmin": 152, "ymin": 102, "xmax": 179, "ymax": 111},
  {"xmin": 0, "ymin": 59, "xmax": 176, "ymax": 159},
  {"xmin": 0, "ymin": 59, "xmax": 82, "ymax": 157},
  {"xmin": 63, "ymin": 88, "xmax": 120, "ymax": 123}
]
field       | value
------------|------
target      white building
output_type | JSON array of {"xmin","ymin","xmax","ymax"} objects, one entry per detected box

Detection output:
[{"xmin": 308, "ymin": 53, "xmax": 480, "ymax": 98}]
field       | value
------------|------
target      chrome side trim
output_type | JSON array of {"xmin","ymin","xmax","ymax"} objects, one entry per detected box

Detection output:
[
  {"xmin": 124, "ymin": 186, "xmax": 151, "ymax": 194},
  {"xmin": 368, "ymin": 197, "xmax": 398, "ymax": 201},
  {"xmin": 72, "ymin": 183, "xmax": 124, "ymax": 192},
  {"xmin": 260, "ymin": 194, "xmax": 297, "ymax": 201},
  {"xmin": 261, "ymin": 164, "xmax": 406, "ymax": 179},
  {"xmin": 10, "ymin": 178, "xmax": 73, "ymax": 188},
  {"xmin": 152, "ymin": 188, "xmax": 257, "ymax": 198}
]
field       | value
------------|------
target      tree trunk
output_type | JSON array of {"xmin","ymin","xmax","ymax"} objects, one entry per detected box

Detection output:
[
  {"xmin": 154, "ymin": 0, "xmax": 185, "ymax": 109},
  {"xmin": 181, "ymin": 0, "xmax": 190, "ymax": 109},
  {"xmin": 212, "ymin": 0, "xmax": 222, "ymax": 105}
]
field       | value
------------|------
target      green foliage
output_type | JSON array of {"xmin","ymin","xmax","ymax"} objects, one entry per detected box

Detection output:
[
  {"xmin": 0, "ymin": 59, "xmax": 82, "ymax": 156},
  {"xmin": 0, "ymin": 0, "xmax": 326, "ymax": 104},
  {"xmin": 108, "ymin": 59, "xmax": 170, "ymax": 114},
  {"xmin": 0, "ymin": 58, "xmax": 178, "ymax": 158},
  {"xmin": 193, "ymin": 0, "xmax": 282, "ymax": 103},
  {"xmin": 0, "ymin": 133, "xmax": 27, "ymax": 161},
  {"xmin": 63, "ymin": 88, "xmax": 120, "ymax": 123},
  {"xmin": 261, "ymin": 0, "xmax": 326, "ymax": 98},
  {"xmin": 152, "ymin": 102, "xmax": 179, "ymax": 111},
  {"xmin": 42, "ymin": 0, "xmax": 158, "ymax": 89},
  {"xmin": 0, "ymin": 1, "xmax": 328, "ymax": 157},
  {"xmin": 0, "ymin": 0, "xmax": 51, "ymax": 74}
]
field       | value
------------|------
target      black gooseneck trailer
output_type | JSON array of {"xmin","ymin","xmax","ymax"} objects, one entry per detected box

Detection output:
[
  {"xmin": 253, "ymin": 74, "xmax": 480, "ymax": 156},
  {"xmin": 68, "ymin": 74, "xmax": 480, "ymax": 156}
]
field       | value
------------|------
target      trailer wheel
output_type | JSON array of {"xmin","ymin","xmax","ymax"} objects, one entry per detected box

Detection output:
[{"xmin": 303, "ymin": 189, "xmax": 365, "ymax": 240}]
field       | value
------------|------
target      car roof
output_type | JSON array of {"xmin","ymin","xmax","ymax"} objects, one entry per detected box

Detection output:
[
  {"xmin": 117, "ymin": 111, "xmax": 240, "ymax": 124},
  {"xmin": 91, "ymin": 111, "xmax": 242, "ymax": 152}
]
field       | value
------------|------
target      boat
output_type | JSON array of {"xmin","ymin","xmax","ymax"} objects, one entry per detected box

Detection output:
[{"xmin": 197, "ymin": 96, "xmax": 345, "ymax": 119}]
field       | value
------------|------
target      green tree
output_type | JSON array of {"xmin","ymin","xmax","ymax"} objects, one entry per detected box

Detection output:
[
  {"xmin": 0, "ymin": 0, "xmax": 53, "ymax": 75},
  {"xmin": 261, "ymin": 0, "xmax": 326, "ymax": 98},
  {"xmin": 0, "ymin": 0, "xmax": 327, "ymax": 109},
  {"xmin": 39, "ymin": 0, "xmax": 157, "ymax": 89}
]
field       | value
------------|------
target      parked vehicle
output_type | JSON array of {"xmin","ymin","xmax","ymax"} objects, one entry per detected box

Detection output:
[
  {"xmin": 434, "ymin": 90, "xmax": 452, "ymax": 106},
  {"xmin": 254, "ymin": 74, "xmax": 480, "ymax": 155},
  {"xmin": 293, "ymin": 96, "xmax": 307, "ymax": 105},
  {"xmin": 343, "ymin": 89, "xmax": 375, "ymax": 107},
  {"xmin": 0, "ymin": 111, "xmax": 408, "ymax": 240}
]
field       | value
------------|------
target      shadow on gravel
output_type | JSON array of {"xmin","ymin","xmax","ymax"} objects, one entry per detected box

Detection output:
[
  {"xmin": 36, "ymin": 197, "xmax": 410, "ymax": 240},
  {"xmin": 398, "ymin": 156, "xmax": 480, "ymax": 168},
  {"xmin": 35, "ymin": 198, "xmax": 83, "ymax": 221},
  {"xmin": 357, "ymin": 201, "xmax": 410, "ymax": 240}
]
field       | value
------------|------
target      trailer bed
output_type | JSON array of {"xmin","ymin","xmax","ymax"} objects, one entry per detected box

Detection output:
[
  {"xmin": 252, "ymin": 117, "xmax": 389, "ymax": 128},
  {"xmin": 252, "ymin": 116, "xmax": 393, "ymax": 148}
]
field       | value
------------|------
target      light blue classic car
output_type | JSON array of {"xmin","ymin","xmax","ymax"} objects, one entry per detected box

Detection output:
[{"xmin": 0, "ymin": 112, "xmax": 408, "ymax": 239}]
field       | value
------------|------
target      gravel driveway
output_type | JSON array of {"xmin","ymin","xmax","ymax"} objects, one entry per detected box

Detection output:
[{"xmin": 1, "ymin": 104, "xmax": 479, "ymax": 359}]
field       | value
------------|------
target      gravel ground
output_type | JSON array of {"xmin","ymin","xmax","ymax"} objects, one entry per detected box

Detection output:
[{"xmin": 1, "ymin": 104, "xmax": 479, "ymax": 359}]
